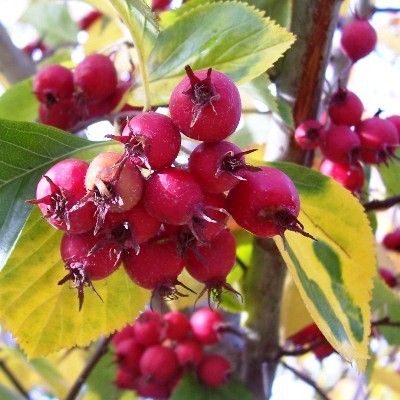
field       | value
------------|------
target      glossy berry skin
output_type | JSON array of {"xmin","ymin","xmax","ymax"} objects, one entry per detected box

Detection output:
[
  {"xmin": 30, "ymin": 159, "xmax": 95, "ymax": 233},
  {"xmin": 115, "ymin": 368, "xmax": 136, "ymax": 390},
  {"xmin": 133, "ymin": 377, "xmax": 171, "ymax": 398},
  {"xmin": 163, "ymin": 311, "xmax": 191, "ymax": 341},
  {"xmin": 319, "ymin": 159, "xmax": 364, "ymax": 193},
  {"xmin": 151, "ymin": 0, "xmax": 172, "ymax": 11},
  {"xmin": 289, "ymin": 323, "xmax": 323, "ymax": 346},
  {"xmin": 85, "ymin": 152, "xmax": 144, "ymax": 214},
  {"xmin": 33, "ymin": 64, "xmax": 74, "ymax": 105},
  {"xmin": 294, "ymin": 120, "xmax": 324, "ymax": 150},
  {"xmin": 112, "ymin": 325, "xmax": 136, "ymax": 345},
  {"xmin": 198, "ymin": 355, "xmax": 231, "ymax": 388},
  {"xmin": 189, "ymin": 141, "xmax": 245, "ymax": 193},
  {"xmin": 328, "ymin": 88, "xmax": 363, "ymax": 126},
  {"xmin": 123, "ymin": 237, "xmax": 184, "ymax": 290},
  {"xmin": 356, "ymin": 117, "xmax": 399, "ymax": 164},
  {"xmin": 120, "ymin": 112, "xmax": 181, "ymax": 170},
  {"xmin": 387, "ymin": 115, "xmax": 400, "ymax": 141},
  {"xmin": 190, "ymin": 308, "xmax": 223, "ymax": 344},
  {"xmin": 340, "ymin": 18, "xmax": 377, "ymax": 62},
  {"xmin": 144, "ymin": 168, "xmax": 204, "ymax": 225},
  {"xmin": 74, "ymin": 54, "xmax": 117, "ymax": 103},
  {"xmin": 378, "ymin": 267, "xmax": 397, "ymax": 288},
  {"xmin": 185, "ymin": 229, "xmax": 236, "ymax": 284},
  {"xmin": 383, "ymin": 229, "xmax": 400, "ymax": 251},
  {"xmin": 38, "ymin": 98, "xmax": 79, "ymax": 130},
  {"xmin": 139, "ymin": 345, "xmax": 179, "ymax": 384},
  {"xmin": 175, "ymin": 339, "xmax": 204, "ymax": 367},
  {"xmin": 115, "ymin": 338, "xmax": 143, "ymax": 375},
  {"xmin": 133, "ymin": 310, "xmax": 164, "ymax": 346},
  {"xmin": 170, "ymin": 67, "xmax": 241, "ymax": 142},
  {"xmin": 320, "ymin": 125, "xmax": 361, "ymax": 164},
  {"xmin": 226, "ymin": 167, "xmax": 301, "ymax": 238}
]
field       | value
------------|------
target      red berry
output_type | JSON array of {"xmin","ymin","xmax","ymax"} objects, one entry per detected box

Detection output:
[
  {"xmin": 294, "ymin": 120, "xmax": 324, "ymax": 150},
  {"xmin": 328, "ymin": 88, "xmax": 364, "ymax": 126},
  {"xmin": 163, "ymin": 311, "xmax": 191, "ymax": 341},
  {"xmin": 144, "ymin": 168, "xmax": 204, "ymax": 225},
  {"xmin": 38, "ymin": 98, "xmax": 79, "ymax": 130},
  {"xmin": 139, "ymin": 345, "xmax": 179, "ymax": 384},
  {"xmin": 378, "ymin": 267, "xmax": 397, "ymax": 288},
  {"xmin": 59, "ymin": 232, "xmax": 121, "ymax": 309},
  {"xmin": 123, "ymin": 237, "xmax": 186, "ymax": 301},
  {"xmin": 84, "ymin": 152, "xmax": 144, "ymax": 233},
  {"xmin": 115, "ymin": 338, "xmax": 143, "ymax": 375},
  {"xmin": 383, "ymin": 229, "xmax": 400, "ymax": 251},
  {"xmin": 74, "ymin": 54, "xmax": 117, "ymax": 103},
  {"xmin": 33, "ymin": 64, "xmax": 74, "ymax": 105},
  {"xmin": 313, "ymin": 342, "xmax": 335, "ymax": 361},
  {"xmin": 170, "ymin": 66, "xmax": 241, "ymax": 142},
  {"xmin": 175, "ymin": 339, "xmax": 204, "ymax": 367},
  {"xmin": 133, "ymin": 377, "xmax": 171, "ymax": 398},
  {"xmin": 357, "ymin": 117, "xmax": 399, "ymax": 164},
  {"xmin": 226, "ymin": 167, "xmax": 309, "ymax": 239},
  {"xmin": 113, "ymin": 112, "xmax": 181, "ymax": 170},
  {"xmin": 151, "ymin": 0, "xmax": 172, "ymax": 11},
  {"xmin": 320, "ymin": 125, "xmax": 361, "ymax": 164},
  {"xmin": 387, "ymin": 115, "xmax": 400, "ymax": 141},
  {"xmin": 112, "ymin": 324, "xmax": 136, "ymax": 345},
  {"xmin": 23, "ymin": 38, "xmax": 48, "ymax": 57},
  {"xmin": 319, "ymin": 159, "xmax": 364, "ymax": 193},
  {"xmin": 198, "ymin": 354, "xmax": 231, "ymax": 388},
  {"xmin": 78, "ymin": 10, "xmax": 103, "ymax": 30},
  {"xmin": 115, "ymin": 368, "xmax": 135, "ymax": 390},
  {"xmin": 133, "ymin": 310, "xmax": 163, "ymax": 346},
  {"xmin": 289, "ymin": 323, "xmax": 323, "ymax": 345},
  {"xmin": 27, "ymin": 159, "xmax": 96, "ymax": 233},
  {"xmin": 189, "ymin": 141, "xmax": 257, "ymax": 193},
  {"xmin": 340, "ymin": 18, "xmax": 377, "ymax": 62},
  {"xmin": 185, "ymin": 229, "xmax": 237, "ymax": 302},
  {"xmin": 190, "ymin": 308, "xmax": 223, "ymax": 344}
]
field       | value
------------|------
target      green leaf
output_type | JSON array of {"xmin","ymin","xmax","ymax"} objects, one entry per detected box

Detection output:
[
  {"xmin": 378, "ymin": 159, "xmax": 400, "ymax": 197},
  {"xmin": 0, "ymin": 208, "xmax": 149, "ymax": 357},
  {"xmin": 0, "ymin": 119, "xmax": 118, "ymax": 268},
  {"xmin": 109, "ymin": 0, "xmax": 159, "ymax": 109},
  {"xmin": 372, "ymin": 277, "xmax": 400, "ymax": 345},
  {"xmin": 246, "ymin": 0, "xmax": 291, "ymax": 27},
  {"xmin": 276, "ymin": 97, "xmax": 294, "ymax": 129},
  {"xmin": 269, "ymin": 162, "xmax": 375, "ymax": 371},
  {"xmin": 0, "ymin": 79, "xmax": 38, "ymax": 122},
  {"xmin": 171, "ymin": 373, "xmax": 252, "ymax": 400},
  {"xmin": 20, "ymin": 0, "xmax": 78, "ymax": 47},
  {"xmin": 131, "ymin": 1, "xmax": 295, "ymax": 106},
  {"xmin": 0, "ymin": 384, "xmax": 25, "ymax": 400}
]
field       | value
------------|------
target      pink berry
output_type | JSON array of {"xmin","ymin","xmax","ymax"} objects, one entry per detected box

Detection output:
[
  {"xmin": 38, "ymin": 98, "xmax": 79, "ymax": 130},
  {"xmin": 112, "ymin": 324, "xmax": 136, "ymax": 345},
  {"xmin": 74, "ymin": 54, "xmax": 117, "ymax": 103},
  {"xmin": 190, "ymin": 308, "xmax": 223, "ymax": 344},
  {"xmin": 198, "ymin": 354, "xmax": 231, "ymax": 387},
  {"xmin": 185, "ymin": 229, "xmax": 237, "ymax": 301},
  {"xmin": 175, "ymin": 339, "xmax": 204, "ymax": 367},
  {"xmin": 356, "ymin": 117, "xmax": 399, "ymax": 164},
  {"xmin": 59, "ymin": 232, "xmax": 121, "ymax": 309},
  {"xmin": 383, "ymin": 229, "xmax": 400, "ymax": 251},
  {"xmin": 139, "ymin": 345, "xmax": 179, "ymax": 384},
  {"xmin": 170, "ymin": 66, "xmax": 241, "ymax": 142},
  {"xmin": 115, "ymin": 338, "xmax": 143, "ymax": 375},
  {"xmin": 27, "ymin": 159, "xmax": 96, "ymax": 233},
  {"xmin": 320, "ymin": 125, "xmax": 361, "ymax": 164},
  {"xmin": 112, "ymin": 112, "xmax": 181, "ymax": 170},
  {"xmin": 133, "ymin": 310, "xmax": 163, "ymax": 346},
  {"xmin": 115, "ymin": 368, "xmax": 135, "ymax": 390},
  {"xmin": 33, "ymin": 64, "xmax": 74, "ymax": 105},
  {"xmin": 319, "ymin": 159, "xmax": 364, "ymax": 193},
  {"xmin": 328, "ymin": 88, "xmax": 364, "ymax": 126},
  {"xmin": 294, "ymin": 120, "xmax": 324, "ymax": 150},
  {"xmin": 163, "ymin": 311, "xmax": 191, "ymax": 341},
  {"xmin": 340, "ymin": 18, "xmax": 377, "ymax": 62},
  {"xmin": 144, "ymin": 168, "xmax": 204, "ymax": 225},
  {"xmin": 289, "ymin": 323, "xmax": 324, "ymax": 346},
  {"xmin": 133, "ymin": 377, "xmax": 171, "ymax": 398},
  {"xmin": 151, "ymin": 0, "xmax": 172, "ymax": 11},
  {"xmin": 83, "ymin": 152, "xmax": 144, "ymax": 233},
  {"xmin": 387, "ymin": 115, "xmax": 400, "ymax": 141},
  {"xmin": 189, "ymin": 141, "xmax": 258, "ymax": 193},
  {"xmin": 226, "ymin": 167, "xmax": 309, "ymax": 239},
  {"xmin": 78, "ymin": 10, "xmax": 103, "ymax": 30},
  {"xmin": 378, "ymin": 267, "xmax": 397, "ymax": 288},
  {"xmin": 123, "ymin": 236, "xmax": 186, "ymax": 301}
]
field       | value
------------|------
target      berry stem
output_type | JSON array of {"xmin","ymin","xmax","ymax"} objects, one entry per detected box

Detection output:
[
  {"xmin": 65, "ymin": 335, "xmax": 112, "ymax": 400},
  {"xmin": 363, "ymin": 195, "xmax": 400, "ymax": 212}
]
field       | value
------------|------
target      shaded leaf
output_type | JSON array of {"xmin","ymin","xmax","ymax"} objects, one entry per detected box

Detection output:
[
  {"xmin": 378, "ymin": 159, "xmax": 400, "ymax": 197},
  {"xmin": 0, "ymin": 384, "xmax": 25, "ymax": 400}
]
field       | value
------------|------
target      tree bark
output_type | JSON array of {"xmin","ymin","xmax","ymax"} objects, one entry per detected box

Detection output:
[
  {"xmin": 0, "ymin": 23, "xmax": 36, "ymax": 84},
  {"xmin": 242, "ymin": 1, "xmax": 342, "ymax": 399}
]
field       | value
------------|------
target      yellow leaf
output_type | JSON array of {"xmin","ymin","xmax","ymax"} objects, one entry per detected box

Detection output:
[
  {"xmin": 371, "ymin": 367, "xmax": 400, "ymax": 397},
  {"xmin": 0, "ymin": 209, "xmax": 149, "ymax": 358}
]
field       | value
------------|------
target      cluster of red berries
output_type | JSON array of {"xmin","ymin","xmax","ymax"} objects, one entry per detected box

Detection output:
[
  {"xmin": 294, "ymin": 85, "xmax": 400, "ymax": 194},
  {"xmin": 113, "ymin": 308, "xmax": 232, "ymax": 398},
  {"xmin": 33, "ymin": 53, "xmax": 130, "ymax": 130},
  {"xmin": 288, "ymin": 323, "xmax": 335, "ymax": 361},
  {"xmin": 28, "ymin": 65, "xmax": 309, "ymax": 309}
]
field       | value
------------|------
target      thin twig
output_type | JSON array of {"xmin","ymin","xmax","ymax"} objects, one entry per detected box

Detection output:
[
  {"xmin": 303, "ymin": 149, "xmax": 315, "ymax": 167},
  {"xmin": 236, "ymin": 256, "xmax": 248, "ymax": 271},
  {"xmin": 64, "ymin": 336, "xmax": 112, "ymax": 400},
  {"xmin": 279, "ymin": 339, "xmax": 326, "ymax": 358},
  {"xmin": 281, "ymin": 361, "xmax": 331, "ymax": 400},
  {"xmin": 373, "ymin": 7, "xmax": 400, "ymax": 13},
  {"xmin": 363, "ymin": 195, "xmax": 400, "ymax": 212},
  {"xmin": 0, "ymin": 359, "xmax": 30, "ymax": 399},
  {"xmin": 372, "ymin": 316, "xmax": 400, "ymax": 328}
]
